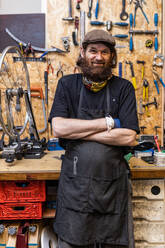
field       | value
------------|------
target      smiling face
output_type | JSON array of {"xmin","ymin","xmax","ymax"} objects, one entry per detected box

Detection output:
[
  {"xmin": 79, "ymin": 42, "xmax": 115, "ymax": 82},
  {"xmin": 81, "ymin": 43, "xmax": 112, "ymax": 67}
]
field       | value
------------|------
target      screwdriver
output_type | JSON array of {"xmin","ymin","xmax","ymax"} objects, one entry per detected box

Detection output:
[
  {"xmin": 154, "ymin": 13, "xmax": 158, "ymax": 51},
  {"xmin": 87, "ymin": 0, "xmax": 93, "ymax": 18},
  {"xmin": 95, "ymin": 0, "xmax": 99, "ymax": 19},
  {"xmin": 129, "ymin": 13, "xmax": 133, "ymax": 51}
]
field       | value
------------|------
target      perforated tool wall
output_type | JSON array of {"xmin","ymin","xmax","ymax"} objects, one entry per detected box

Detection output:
[{"xmin": 45, "ymin": 0, "xmax": 164, "ymax": 145}]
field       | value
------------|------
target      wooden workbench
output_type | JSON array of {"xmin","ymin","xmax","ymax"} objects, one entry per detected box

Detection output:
[
  {"xmin": 1, "ymin": 150, "xmax": 165, "ymax": 180},
  {"xmin": 0, "ymin": 150, "xmax": 64, "ymax": 180}
]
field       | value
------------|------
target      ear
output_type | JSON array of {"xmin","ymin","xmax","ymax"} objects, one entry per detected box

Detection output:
[{"xmin": 80, "ymin": 47, "xmax": 85, "ymax": 58}]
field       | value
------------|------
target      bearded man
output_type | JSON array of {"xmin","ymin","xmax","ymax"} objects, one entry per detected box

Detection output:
[{"xmin": 49, "ymin": 29, "xmax": 139, "ymax": 248}]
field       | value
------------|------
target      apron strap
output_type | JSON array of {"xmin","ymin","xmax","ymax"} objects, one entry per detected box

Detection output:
[
  {"xmin": 77, "ymin": 85, "xmax": 84, "ymax": 118},
  {"xmin": 106, "ymin": 83, "xmax": 111, "ymax": 115}
]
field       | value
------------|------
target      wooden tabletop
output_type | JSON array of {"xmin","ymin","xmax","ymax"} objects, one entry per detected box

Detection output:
[
  {"xmin": 0, "ymin": 150, "xmax": 64, "ymax": 180},
  {"xmin": 1, "ymin": 150, "xmax": 165, "ymax": 180}
]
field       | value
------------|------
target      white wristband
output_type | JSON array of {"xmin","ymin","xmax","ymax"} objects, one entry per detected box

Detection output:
[{"xmin": 105, "ymin": 116, "xmax": 114, "ymax": 132}]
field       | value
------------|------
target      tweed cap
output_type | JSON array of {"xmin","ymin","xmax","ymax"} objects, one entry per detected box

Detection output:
[{"xmin": 82, "ymin": 29, "xmax": 116, "ymax": 48}]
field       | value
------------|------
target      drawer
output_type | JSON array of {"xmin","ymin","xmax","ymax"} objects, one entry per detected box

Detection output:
[
  {"xmin": 134, "ymin": 221, "xmax": 165, "ymax": 243},
  {"xmin": 132, "ymin": 179, "xmax": 164, "ymax": 200},
  {"xmin": 133, "ymin": 200, "xmax": 164, "ymax": 221}
]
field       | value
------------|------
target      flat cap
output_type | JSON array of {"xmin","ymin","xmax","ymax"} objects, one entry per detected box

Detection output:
[{"xmin": 82, "ymin": 29, "xmax": 116, "ymax": 48}]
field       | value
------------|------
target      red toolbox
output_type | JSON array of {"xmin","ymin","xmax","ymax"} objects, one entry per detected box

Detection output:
[
  {"xmin": 0, "ymin": 202, "xmax": 43, "ymax": 219},
  {"xmin": 0, "ymin": 181, "xmax": 46, "ymax": 203}
]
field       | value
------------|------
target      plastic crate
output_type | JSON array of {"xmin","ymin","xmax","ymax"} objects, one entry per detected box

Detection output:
[
  {"xmin": 0, "ymin": 181, "xmax": 46, "ymax": 203},
  {"xmin": 0, "ymin": 202, "xmax": 43, "ymax": 219}
]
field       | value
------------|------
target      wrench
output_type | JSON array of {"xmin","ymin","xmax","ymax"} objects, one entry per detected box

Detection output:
[{"xmin": 120, "ymin": 0, "xmax": 128, "ymax": 20}]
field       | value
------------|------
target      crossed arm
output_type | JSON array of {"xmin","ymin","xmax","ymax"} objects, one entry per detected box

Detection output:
[{"xmin": 52, "ymin": 117, "xmax": 137, "ymax": 147}]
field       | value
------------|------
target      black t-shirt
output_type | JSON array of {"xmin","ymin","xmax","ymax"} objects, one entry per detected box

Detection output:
[{"xmin": 49, "ymin": 73, "xmax": 139, "ymax": 147}]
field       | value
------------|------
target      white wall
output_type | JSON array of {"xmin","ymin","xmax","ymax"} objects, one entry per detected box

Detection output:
[{"xmin": 0, "ymin": 0, "xmax": 46, "ymax": 14}]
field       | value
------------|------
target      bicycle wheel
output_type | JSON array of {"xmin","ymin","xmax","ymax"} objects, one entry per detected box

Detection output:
[{"xmin": 0, "ymin": 46, "xmax": 31, "ymax": 139}]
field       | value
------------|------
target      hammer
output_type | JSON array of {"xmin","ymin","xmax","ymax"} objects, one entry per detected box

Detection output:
[
  {"xmin": 90, "ymin": 20, "xmax": 128, "ymax": 31},
  {"xmin": 62, "ymin": 0, "xmax": 74, "ymax": 21},
  {"xmin": 143, "ymin": 97, "xmax": 158, "ymax": 109}
]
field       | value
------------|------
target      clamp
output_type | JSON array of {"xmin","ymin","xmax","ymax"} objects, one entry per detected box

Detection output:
[
  {"xmin": 152, "ymin": 68, "xmax": 165, "ymax": 94},
  {"xmin": 134, "ymin": 0, "xmax": 149, "ymax": 27},
  {"xmin": 57, "ymin": 62, "xmax": 64, "ymax": 77}
]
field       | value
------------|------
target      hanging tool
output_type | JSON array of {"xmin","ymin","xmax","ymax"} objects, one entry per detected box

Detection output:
[
  {"xmin": 44, "ymin": 59, "xmax": 54, "ymax": 140},
  {"xmin": 129, "ymin": 13, "xmax": 133, "ymax": 51},
  {"xmin": 137, "ymin": 60, "xmax": 145, "ymax": 81},
  {"xmin": 153, "ymin": 54, "xmax": 164, "ymax": 67},
  {"xmin": 39, "ymin": 51, "xmax": 48, "ymax": 59},
  {"xmin": 76, "ymin": 0, "xmax": 82, "ymax": 9},
  {"xmin": 154, "ymin": 13, "xmax": 158, "ymax": 51},
  {"xmin": 72, "ymin": 16, "xmax": 79, "ymax": 46},
  {"xmin": 154, "ymin": 135, "xmax": 161, "ymax": 152},
  {"xmin": 126, "ymin": 61, "xmax": 137, "ymax": 89},
  {"xmin": 61, "ymin": 37, "xmax": 70, "ymax": 52},
  {"xmin": 24, "ymin": 42, "xmax": 35, "ymax": 57},
  {"xmin": 87, "ymin": 0, "xmax": 93, "ymax": 18},
  {"xmin": 113, "ymin": 34, "xmax": 128, "ymax": 39},
  {"xmin": 138, "ymin": 98, "xmax": 144, "ymax": 119},
  {"xmin": 46, "ymin": 59, "xmax": 54, "ymax": 75},
  {"xmin": 133, "ymin": 0, "xmax": 149, "ymax": 27},
  {"xmin": 143, "ymin": 79, "xmax": 149, "ymax": 102},
  {"xmin": 95, "ymin": 0, "xmax": 99, "ymax": 19},
  {"xmin": 118, "ymin": 62, "xmax": 122, "ymax": 77},
  {"xmin": 62, "ymin": 0, "xmax": 74, "ymax": 21},
  {"xmin": 154, "ymin": 125, "xmax": 160, "ymax": 136},
  {"xmin": 120, "ymin": 0, "xmax": 128, "ymax": 21},
  {"xmin": 143, "ymin": 79, "xmax": 149, "ymax": 113},
  {"xmin": 145, "ymin": 39, "xmax": 153, "ymax": 48},
  {"xmin": 90, "ymin": 20, "xmax": 128, "ymax": 31},
  {"xmin": 80, "ymin": 11, "xmax": 86, "ymax": 46},
  {"xmin": 140, "ymin": 126, "xmax": 146, "ymax": 134},
  {"xmin": 57, "ymin": 62, "xmax": 64, "ymax": 78},
  {"xmin": 152, "ymin": 68, "xmax": 165, "ymax": 94},
  {"xmin": 18, "ymin": 42, "xmax": 24, "ymax": 55},
  {"xmin": 143, "ymin": 97, "xmax": 158, "ymax": 109},
  {"xmin": 30, "ymin": 87, "xmax": 47, "ymax": 133}
]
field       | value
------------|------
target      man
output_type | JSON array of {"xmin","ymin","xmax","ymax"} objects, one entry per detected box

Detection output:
[{"xmin": 49, "ymin": 29, "xmax": 139, "ymax": 248}]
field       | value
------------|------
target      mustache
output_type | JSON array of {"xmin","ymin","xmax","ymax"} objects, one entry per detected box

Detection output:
[
  {"xmin": 92, "ymin": 60, "xmax": 105, "ymax": 64},
  {"xmin": 76, "ymin": 56, "xmax": 112, "ymax": 82}
]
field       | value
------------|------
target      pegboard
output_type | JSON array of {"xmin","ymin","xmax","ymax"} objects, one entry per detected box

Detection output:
[
  {"xmin": 0, "ymin": 0, "xmax": 164, "ymax": 145},
  {"xmin": 45, "ymin": 0, "xmax": 164, "ymax": 144}
]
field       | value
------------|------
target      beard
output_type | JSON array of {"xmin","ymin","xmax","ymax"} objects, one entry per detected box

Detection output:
[{"xmin": 77, "ymin": 56, "xmax": 112, "ymax": 82}]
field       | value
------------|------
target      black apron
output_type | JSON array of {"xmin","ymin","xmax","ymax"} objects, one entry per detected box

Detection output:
[{"xmin": 54, "ymin": 84, "xmax": 131, "ymax": 247}]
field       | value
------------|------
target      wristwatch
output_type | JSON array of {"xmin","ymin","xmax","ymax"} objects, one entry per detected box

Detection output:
[{"xmin": 105, "ymin": 115, "xmax": 114, "ymax": 132}]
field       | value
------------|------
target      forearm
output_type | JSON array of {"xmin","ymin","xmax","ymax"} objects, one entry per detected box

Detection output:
[
  {"xmin": 83, "ymin": 128, "xmax": 137, "ymax": 146},
  {"xmin": 52, "ymin": 117, "xmax": 107, "ymax": 139}
]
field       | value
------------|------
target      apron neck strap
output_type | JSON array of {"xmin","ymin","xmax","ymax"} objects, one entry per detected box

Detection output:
[{"xmin": 78, "ymin": 82, "xmax": 111, "ymax": 117}]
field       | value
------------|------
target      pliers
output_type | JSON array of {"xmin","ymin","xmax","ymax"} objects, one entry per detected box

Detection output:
[
  {"xmin": 47, "ymin": 59, "xmax": 54, "ymax": 74},
  {"xmin": 57, "ymin": 62, "xmax": 64, "ymax": 77},
  {"xmin": 134, "ymin": 0, "xmax": 149, "ymax": 27},
  {"xmin": 143, "ymin": 79, "xmax": 149, "ymax": 114},
  {"xmin": 152, "ymin": 68, "xmax": 165, "ymax": 94}
]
